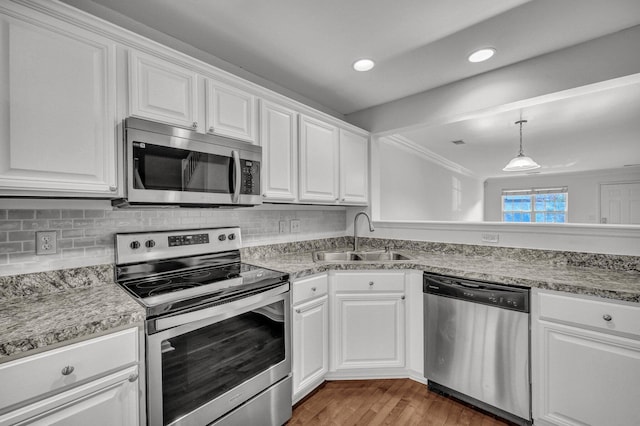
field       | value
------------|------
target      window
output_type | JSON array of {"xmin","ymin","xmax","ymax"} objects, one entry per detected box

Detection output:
[{"xmin": 502, "ymin": 187, "xmax": 568, "ymax": 223}]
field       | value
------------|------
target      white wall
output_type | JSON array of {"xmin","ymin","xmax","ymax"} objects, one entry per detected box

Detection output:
[
  {"xmin": 484, "ymin": 168, "xmax": 640, "ymax": 223},
  {"xmin": 374, "ymin": 137, "xmax": 484, "ymax": 221}
]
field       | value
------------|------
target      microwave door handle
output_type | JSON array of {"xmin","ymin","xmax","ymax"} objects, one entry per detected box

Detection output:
[{"xmin": 231, "ymin": 150, "xmax": 241, "ymax": 203}]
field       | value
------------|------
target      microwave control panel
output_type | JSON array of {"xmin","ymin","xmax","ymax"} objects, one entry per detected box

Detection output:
[{"xmin": 240, "ymin": 159, "xmax": 260, "ymax": 195}]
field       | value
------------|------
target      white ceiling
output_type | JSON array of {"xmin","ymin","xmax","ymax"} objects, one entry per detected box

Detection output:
[
  {"xmin": 65, "ymin": 0, "xmax": 640, "ymax": 178},
  {"xmin": 397, "ymin": 81, "xmax": 640, "ymax": 179},
  {"xmin": 68, "ymin": 0, "xmax": 640, "ymax": 115}
]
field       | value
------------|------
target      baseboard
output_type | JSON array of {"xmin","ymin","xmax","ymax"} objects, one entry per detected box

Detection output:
[{"xmin": 325, "ymin": 367, "xmax": 410, "ymax": 380}]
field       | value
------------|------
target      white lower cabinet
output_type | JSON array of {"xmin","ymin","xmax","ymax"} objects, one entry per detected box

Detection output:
[
  {"xmin": 0, "ymin": 327, "xmax": 141, "ymax": 426},
  {"xmin": 330, "ymin": 272, "xmax": 406, "ymax": 373},
  {"xmin": 533, "ymin": 289, "xmax": 640, "ymax": 426},
  {"xmin": 291, "ymin": 274, "xmax": 329, "ymax": 403}
]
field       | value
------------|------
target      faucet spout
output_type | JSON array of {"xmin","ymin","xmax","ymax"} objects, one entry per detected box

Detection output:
[{"xmin": 354, "ymin": 211, "xmax": 374, "ymax": 252}]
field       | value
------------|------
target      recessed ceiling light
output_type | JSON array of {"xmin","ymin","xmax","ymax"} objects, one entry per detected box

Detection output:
[
  {"xmin": 468, "ymin": 48, "xmax": 496, "ymax": 63},
  {"xmin": 353, "ymin": 59, "xmax": 375, "ymax": 72}
]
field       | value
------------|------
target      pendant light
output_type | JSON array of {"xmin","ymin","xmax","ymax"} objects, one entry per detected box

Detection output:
[{"xmin": 502, "ymin": 119, "xmax": 540, "ymax": 172}]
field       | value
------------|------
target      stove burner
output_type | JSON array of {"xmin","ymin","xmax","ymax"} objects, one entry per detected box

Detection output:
[
  {"xmin": 148, "ymin": 283, "xmax": 198, "ymax": 297},
  {"xmin": 134, "ymin": 278, "xmax": 173, "ymax": 289},
  {"xmin": 185, "ymin": 270, "xmax": 214, "ymax": 280}
]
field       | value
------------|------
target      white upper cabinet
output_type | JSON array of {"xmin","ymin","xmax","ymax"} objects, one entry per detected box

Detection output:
[
  {"xmin": 339, "ymin": 129, "xmax": 369, "ymax": 205},
  {"xmin": 129, "ymin": 50, "xmax": 199, "ymax": 130},
  {"xmin": 260, "ymin": 100, "xmax": 298, "ymax": 201},
  {"xmin": 206, "ymin": 80, "xmax": 257, "ymax": 143},
  {"xmin": 0, "ymin": 5, "xmax": 117, "ymax": 196},
  {"xmin": 299, "ymin": 115, "xmax": 339, "ymax": 203}
]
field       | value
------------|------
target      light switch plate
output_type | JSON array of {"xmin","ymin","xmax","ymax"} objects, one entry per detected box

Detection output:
[
  {"xmin": 279, "ymin": 220, "xmax": 289, "ymax": 233},
  {"xmin": 36, "ymin": 231, "xmax": 58, "ymax": 255}
]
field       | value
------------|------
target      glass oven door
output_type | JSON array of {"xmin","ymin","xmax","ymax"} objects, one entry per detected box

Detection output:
[{"xmin": 146, "ymin": 286, "xmax": 290, "ymax": 426}]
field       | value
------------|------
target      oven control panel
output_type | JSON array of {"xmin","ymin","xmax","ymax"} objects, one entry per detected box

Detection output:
[{"xmin": 116, "ymin": 227, "xmax": 242, "ymax": 264}]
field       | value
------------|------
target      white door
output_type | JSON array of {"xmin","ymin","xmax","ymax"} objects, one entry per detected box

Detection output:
[
  {"xmin": 600, "ymin": 182, "xmax": 640, "ymax": 224},
  {"xmin": 334, "ymin": 293, "xmax": 405, "ymax": 370},
  {"xmin": 535, "ymin": 322, "xmax": 640, "ymax": 426},
  {"xmin": 0, "ymin": 367, "xmax": 139, "ymax": 426},
  {"xmin": 206, "ymin": 80, "xmax": 257, "ymax": 143},
  {"xmin": 0, "ymin": 10, "xmax": 117, "ymax": 196},
  {"xmin": 129, "ymin": 50, "xmax": 199, "ymax": 130},
  {"xmin": 339, "ymin": 129, "xmax": 369, "ymax": 205},
  {"xmin": 292, "ymin": 295, "xmax": 328, "ymax": 401},
  {"xmin": 260, "ymin": 101, "xmax": 298, "ymax": 201},
  {"xmin": 299, "ymin": 115, "xmax": 339, "ymax": 203}
]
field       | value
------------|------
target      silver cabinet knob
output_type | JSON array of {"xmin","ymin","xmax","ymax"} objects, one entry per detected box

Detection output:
[
  {"xmin": 603, "ymin": 314, "xmax": 612, "ymax": 322},
  {"xmin": 192, "ymin": 122, "xmax": 198, "ymax": 129},
  {"xmin": 311, "ymin": 287, "xmax": 317, "ymax": 291},
  {"xmin": 128, "ymin": 373, "xmax": 139, "ymax": 382},
  {"xmin": 369, "ymin": 281, "xmax": 374, "ymax": 286},
  {"xmin": 335, "ymin": 198, "xmax": 339, "ymax": 201},
  {"xmin": 295, "ymin": 308, "xmax": 301, "ymax": 314},
  {"xmin": 209, "ymin": 126, "xmax": 214, "ymax": 132},
  {"xmin": 401, "ymin": 295, "xmax": 405, "ymax": 300},
  {"xmin": 61, "ymin": 366, "xmax": 75, "ymax": 376},
  {"xmin": 108, "ymin": 185, "xmax": 116, "ymax": 191}
]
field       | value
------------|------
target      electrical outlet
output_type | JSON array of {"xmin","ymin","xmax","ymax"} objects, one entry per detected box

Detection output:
[
  {"xmin": 279, "ymin": 220, "xmax": 289, "ymax": 234},
  {"xmin": 291, "ymin": 219, "xmax": 301, "ymax": 233},
  {"xmin": 481, "ymin": 233, "xmax": 499, "ymax": 243},
  {"xmin": 36, "ymin": 231, "xmax": 58, "ymax": 255}
]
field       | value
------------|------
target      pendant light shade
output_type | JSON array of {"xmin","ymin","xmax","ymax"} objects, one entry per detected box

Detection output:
[{"xmin": 503, "ymin": 119, "xmax": 540, "ymax": 172}]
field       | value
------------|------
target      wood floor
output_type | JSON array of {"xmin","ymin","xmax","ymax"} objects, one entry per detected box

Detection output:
[{"xmin": 287, "ymin": 379, "xmax": 511, "ymax": 426}]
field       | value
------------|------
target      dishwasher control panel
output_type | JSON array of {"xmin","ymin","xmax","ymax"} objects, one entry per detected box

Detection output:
[{"xmin": 423, "ymin": 272, "xmax": 529, "ymax": 313}]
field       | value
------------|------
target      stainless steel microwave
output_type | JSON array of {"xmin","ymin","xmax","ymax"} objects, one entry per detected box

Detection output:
[{"xmin": 113, "ymin": 118, "xmax": 262, "ymax": 207}]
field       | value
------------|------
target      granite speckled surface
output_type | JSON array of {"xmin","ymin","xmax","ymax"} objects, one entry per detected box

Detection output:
[
  {"xmin": 0, "ymin": 265, "xmax": 145, "ymax": 361},
  {"xmin": 243, "ymin": 238, "xmax": 640, "ymax": 303}
]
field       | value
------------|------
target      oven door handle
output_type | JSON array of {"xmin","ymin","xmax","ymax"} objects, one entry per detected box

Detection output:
[
  {"xmin": 153, "ymin": 283, "xmax": 289, "ymax": 333},
  {"xmin": 231, "ymin": 150, "xmax": 241, "ymax": 203}
]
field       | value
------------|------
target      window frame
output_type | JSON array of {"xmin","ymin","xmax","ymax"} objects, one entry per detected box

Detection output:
[{"xmin": 501, "ymin": 187, "xmax": 568, "ymax": 223}]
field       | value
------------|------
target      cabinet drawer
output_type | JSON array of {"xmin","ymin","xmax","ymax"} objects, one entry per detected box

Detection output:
[
  {"xmin": 334, "ymin": 272, "xmax": 405, "ymax": 292},
  {"xmin": 293, "ymin": 274, "xmax": 328, "ymax": 306},
  {"xmin": 538, "ymin": 291, "xmax": 640, "ymax": 338},
  {"xmin": 0, "ymin": 327, "xmax": 138, "ymax": 410}
]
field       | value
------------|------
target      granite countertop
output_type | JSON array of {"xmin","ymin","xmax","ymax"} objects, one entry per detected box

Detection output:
[
  {"xmin": 0, "ymin": 265, "xmax": 145, "ymax": 362},
  {"xmin": 246, "ymin": 250, "xmax": 640, "ymax": 303}
]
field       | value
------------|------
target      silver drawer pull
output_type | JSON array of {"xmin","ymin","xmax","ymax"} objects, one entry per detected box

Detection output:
[
  {"xmin": 369, "ymin": 281, "xmax": 374, "ymax": 286},
  {"xmin": 401, "ymin": 295, "xmax": 405, "ymax": 300},
  {"xmin": 61, "ymin": 366, "xmax": 75, "ymax": 376},
  {"xmin": 311, "ymin": 287, "xmax": 317, "ymax": 291},
  {"xmin": 128, "ymin": 373, "xmax": 139, "ymax": 383},
  {"xmin": 603, "ymin": 314, "xmax": 612, "ymax": 322},
  {"xmin": 295, "ymin": 308, "xmax": 301, "ymax": 313}
]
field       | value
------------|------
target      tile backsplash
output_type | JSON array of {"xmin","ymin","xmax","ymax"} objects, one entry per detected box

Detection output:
[{"xmin": 0, "ymin": 207, "xmax": 347, "ymax": 276}]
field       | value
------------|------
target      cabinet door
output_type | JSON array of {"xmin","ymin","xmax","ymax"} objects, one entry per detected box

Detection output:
[
  {"xmin": 129, "ymin": 50, "xmax": 199, "ymax": 130},
  {"xmin": 339, "ymin": 129, "xmax": 369, "ymax": 205},
  {"xmin": 534, "ymin": 321, "xmax": 640, "ymax": 426},
  {"xmin": 333, "ymin": 292, "xmax": 405, "ymax": 370},
  {"xmin": 0, "ymin": 366, "xmax": 139, "ymax": 426},
  {"xmin": 260, "ymin": 101, "xmax": 297, "ymax": 201},
  {"xmin": 206, "ymin": 80, "xmax": 257, "ymax": 143},
  {"xmin": 299, "ymin": 115, "xmax": 339, "ymax": 203},
  {"xmin": 292, "ymin": 295, "xmax": 328, "ymax": 402},
  {"xmin": 0, "ymin": 9, "xmax": 117, "ymax": 196}
]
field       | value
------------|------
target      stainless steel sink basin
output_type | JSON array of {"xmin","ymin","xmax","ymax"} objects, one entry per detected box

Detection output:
[{"xmin": 312, "ymin": 250, "xmax": 412, "ymax": 262}]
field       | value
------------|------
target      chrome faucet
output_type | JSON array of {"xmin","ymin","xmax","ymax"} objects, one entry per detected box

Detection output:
[{"xmin": 353, "ymin": 211, "xmax": 374, "ymax": 252}]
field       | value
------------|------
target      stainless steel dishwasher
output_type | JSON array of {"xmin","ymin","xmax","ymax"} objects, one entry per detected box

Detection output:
[{"xmin": 423, "ymin": 272, "xmax": 531, "ymax": 425}]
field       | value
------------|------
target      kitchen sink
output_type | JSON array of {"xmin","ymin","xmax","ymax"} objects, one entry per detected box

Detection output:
[{"xmin": 312, "ymin": 250, "xmax": 412, "ymax": 262}]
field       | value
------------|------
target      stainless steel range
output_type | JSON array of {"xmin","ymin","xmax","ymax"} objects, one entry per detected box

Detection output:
[{"xmin": 115, "ymin": 227, "xmax": 291, "ymax": 426}]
